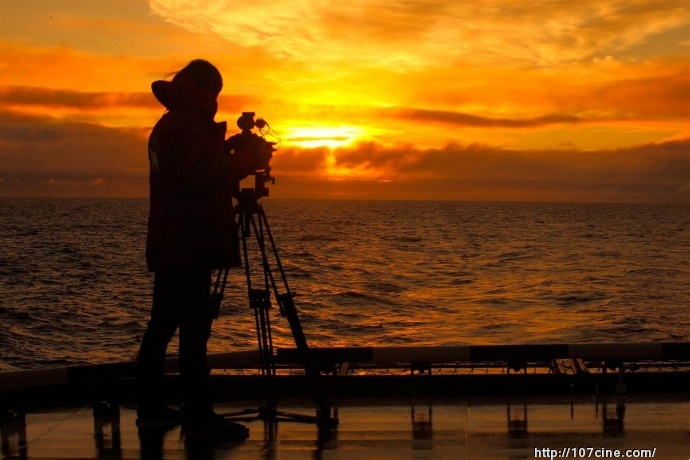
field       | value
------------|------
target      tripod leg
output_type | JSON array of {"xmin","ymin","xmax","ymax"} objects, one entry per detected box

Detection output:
[
  {"xmin": 239, "ymin": 210, "xmax": 276, "ymax": 378},
  {"xmin": 210, "ymin": 268, "xmax": 230, "ymax": 320},
  {"xmin": 277, "ymin": 292, "xmax": 334, "ymax": 422},
  {"xmin": 255, "ymin": 208, "xmax": 336, "ymax": 424},
  {"xmin": 250, "ymin": 289, "xmax": 275, "ymax": 376},
  {"xmin": 236, "ymin": 204, "xmax": 336, "ymax": 425}
]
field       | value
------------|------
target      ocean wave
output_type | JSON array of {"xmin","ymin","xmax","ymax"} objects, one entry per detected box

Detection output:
[
  {"xmin": 550, "ymin": 292, "xmax": 609, "ymax": 306},
  {"xmin": 299, "ymin": 234, "xmax": 340, "ymax": 242},
  {"xmin": 627, "ymin": 267, "xmax": 683, "ymax": 276}
]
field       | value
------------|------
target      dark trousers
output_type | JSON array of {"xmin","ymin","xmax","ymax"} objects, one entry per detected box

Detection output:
[{"xmin": 137, "ymin": 269, "xmax": 213, "ymax": 415}]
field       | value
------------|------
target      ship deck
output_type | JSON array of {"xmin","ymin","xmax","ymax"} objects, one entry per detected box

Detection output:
[
  {"xmin": 2, "ymin": 344, "xmax": 689, "ymax": 458},
  {"xmin": 2, "ymin": 394, "xmax": 689, "ymax": 459}
]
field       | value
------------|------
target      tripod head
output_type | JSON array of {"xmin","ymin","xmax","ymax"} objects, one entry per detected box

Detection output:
[{"xmin": 236, "ymin": 171, "xmax": 275, "ymax": 214}]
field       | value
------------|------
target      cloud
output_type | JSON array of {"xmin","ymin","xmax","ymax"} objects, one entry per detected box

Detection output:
[
  {"xmin": 266, "ymin": 138, "xmax": 690, "ymax": 203},
  {"xmin": 590, "ymin": 72, "xmax": 690, "ymax": 118},
  {"xmin": 0, "ymin": 110, "xmax": 149, "ymax": 196},
  {"xmin": 0, "ymin": 86, "xmax": 156, "ymax": 110},
  {"xmin": 0, "ymin": 85, "xmax": 261, "ymax": 113},
  {"xmin": 381, "ymin": 108, "xmax": 582, "ymax": 128},
  {"xmin": 2, "ymin": 106, "xmax": 688, "ymax": 203},
  {"xmin": 0, "ymin": 169, "xmax": 148, "ymax": 197},
  {"xmin": 271, "ymin": 146, "xmax": 330, "ymax": 174},
  {"xmin": 150, "ymin": 0, "xmax": 690, "ymax": 68}
]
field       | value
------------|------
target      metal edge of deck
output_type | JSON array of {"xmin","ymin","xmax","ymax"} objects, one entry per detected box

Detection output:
[
  {"xmin": 0, "ymin": 342, "xmax": 690, "ymax": 410},
  {"xmin": 1, "ymin": 343, "xmax": 688, "ymax": 392},
  {"xmin": 277, "ymin": 342, "xmax": 690, "ymax": 363},
  {"xmin": 0, "ymin": 350, "xmax": 262, "ymax": 391}
]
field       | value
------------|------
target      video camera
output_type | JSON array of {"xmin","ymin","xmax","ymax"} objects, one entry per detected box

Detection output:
[
  {"xmin": 226, "ymin": 112, "xmax": 276, "ymax": 173},
  {"xmin": 227, "ymin": 112, "xmax": 278, "ymax": 201}
]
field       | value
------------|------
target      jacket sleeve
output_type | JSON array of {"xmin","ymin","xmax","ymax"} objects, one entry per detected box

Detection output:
[{"xmin": 174, "ymin": 119, "xmax": 235, "ymax": 190}]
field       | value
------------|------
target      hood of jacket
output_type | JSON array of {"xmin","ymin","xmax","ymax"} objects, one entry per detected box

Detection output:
[{"xmin": 151, "ymin": 70, "xmax": 218, "ymax": 120}]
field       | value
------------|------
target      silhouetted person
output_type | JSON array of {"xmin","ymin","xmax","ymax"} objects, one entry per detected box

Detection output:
[{"xmin": 137, "ymin": 59, "xmax": 256, "ymax": 440}]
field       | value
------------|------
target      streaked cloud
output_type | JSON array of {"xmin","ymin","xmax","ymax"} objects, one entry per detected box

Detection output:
[
  {"xmin": 0, "ymin": 86, "xmax": 156, "ymax": 110},
  {"xmin": 0, "ymin": 85, "xmax": 260, "ymax": 114},
  {"xmin": 150, "ymin": 0, "xmax": 690, "ymax": 67},
  {"xmin": 381, "ymin": 108, "xmax": 582, "ymax": 128}
]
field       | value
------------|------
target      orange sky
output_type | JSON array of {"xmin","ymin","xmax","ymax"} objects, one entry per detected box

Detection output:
[{"xmin": 1, "ymin": 0, "xmax": 689, "ymax": 202}]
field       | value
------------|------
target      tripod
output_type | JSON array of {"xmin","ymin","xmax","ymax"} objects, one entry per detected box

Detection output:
[{"xmin": 211, "ymin": 172, "xmax": 336, "ymax": 426}]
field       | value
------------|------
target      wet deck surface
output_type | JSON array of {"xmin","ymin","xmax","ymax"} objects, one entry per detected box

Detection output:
[{"xmin": 2, "ymin": 394, "xmax": 689, "ymax": 459}]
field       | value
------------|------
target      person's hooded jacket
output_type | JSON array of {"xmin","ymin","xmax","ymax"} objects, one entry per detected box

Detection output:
[{"xmin": 146, "ymin": 70, "xmax": 242, "ymax": 272}]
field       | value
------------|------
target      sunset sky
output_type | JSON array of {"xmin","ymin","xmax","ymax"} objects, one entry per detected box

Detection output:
[{"xmin": 1, "ymin": 0, "xmax": 689, "ymax": 202}]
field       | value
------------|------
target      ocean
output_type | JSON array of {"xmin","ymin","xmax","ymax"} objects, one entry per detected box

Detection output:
[{"xmin": 1, "ymin": 198, "xmax": 689, "ymax": 370}]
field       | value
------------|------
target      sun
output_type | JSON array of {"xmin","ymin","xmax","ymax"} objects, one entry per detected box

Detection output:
[{"xmin": 284, "ymin": 126, "xmax": 366, "ymax": 149}]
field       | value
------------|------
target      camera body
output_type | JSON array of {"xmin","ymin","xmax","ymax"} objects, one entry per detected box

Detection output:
[{"xmin": 226, "ymin": 112, "xmax": 276, "ymax": 173}]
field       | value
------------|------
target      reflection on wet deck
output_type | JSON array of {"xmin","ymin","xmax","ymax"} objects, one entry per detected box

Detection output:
[{"xmin": 2, "ymin": 395, "xmax": 689, "ymax": 459}]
